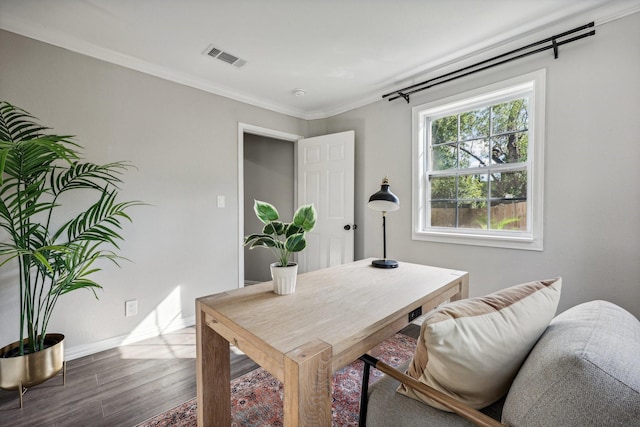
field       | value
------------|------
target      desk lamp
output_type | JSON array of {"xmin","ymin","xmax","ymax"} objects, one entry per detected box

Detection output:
[{"xmin": 368, "ymin": 177, "xmax": 400, "ymax": 268}]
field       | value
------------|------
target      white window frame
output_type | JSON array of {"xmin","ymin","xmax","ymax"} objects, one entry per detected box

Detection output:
[{"xmin": 412, "ymin": 69, "xmax": 545, "ymax": 251}]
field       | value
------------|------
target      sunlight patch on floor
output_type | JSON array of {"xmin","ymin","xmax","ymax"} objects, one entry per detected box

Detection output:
[{"xmin": 118, "ymin": 286, "xmax": 195, "ymax": 359}]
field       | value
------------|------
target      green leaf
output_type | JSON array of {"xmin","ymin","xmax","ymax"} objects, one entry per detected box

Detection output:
[
  {"xmin": 285, "ymin": 223, "xmax": 303, "ymax": 237},
  {"xmin": 292, "ymin": 204, "xmax": 316, "ymax": 232},
  {"xmin": 253, "ymin": 200, "xmax": 279, "ymax": 224},
  {"xmin": 244, "ymin": 233, "xmax": 269, "ymax": 245},
  {"xmin": 0, "ymin": 149, "xmax": 8, "ymax": 185},
  {"xmin": 285, "ymin": 233, "xmax": 306, "ymax": 252},
  {"xmin": 249, "ymin": 237, "xmax": 279, "ymax": 249},
  {"xmin": 57, "ymin": 190, "xmax": 141, "ymax": 246},
  {"xmin": 244, "ymin": 233, "xmax": 279, "ymax": 249},
  {"xmin": 57, "ymin": 279, "xmax": 103, "ymax": 297},
  {"xmin": 263, "ymin": 221, "xmax": 285, "ymax": 235},
  {"xmin": 50, "ymin": 161, "xmax": 129, "ymax": 196}
]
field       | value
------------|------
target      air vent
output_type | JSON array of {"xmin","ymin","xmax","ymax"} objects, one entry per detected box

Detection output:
[
  {"xmin": 206, "ymin": 47, "xmax": 222, "ymax": 58},
  {"xmin": 203, "ymin": 44, "xmax": 246, "ymax": 68}
]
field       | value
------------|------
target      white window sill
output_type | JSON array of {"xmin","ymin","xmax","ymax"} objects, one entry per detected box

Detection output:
[{"xmin": 412, "ymin": 229, "xmax": 543, "ymax": 251}]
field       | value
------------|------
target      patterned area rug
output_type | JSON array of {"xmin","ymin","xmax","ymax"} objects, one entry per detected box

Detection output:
[{"xmin": 137, "ymin": 333, "xmax": 416, "ymax": 427}]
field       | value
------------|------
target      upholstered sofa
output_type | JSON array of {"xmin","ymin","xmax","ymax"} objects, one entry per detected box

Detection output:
[{"xmin": 366, "ymin": 299, "xmax": 640, "ymax": 426}]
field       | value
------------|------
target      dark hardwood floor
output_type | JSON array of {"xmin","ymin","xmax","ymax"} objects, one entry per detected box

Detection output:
[
  {"xmin": 0, "ymin": 324, "xmax": 420, "ymax": 426},
  {"xmin": 0, "ymin": 327, "xmax": 256, "ymax": 426}
]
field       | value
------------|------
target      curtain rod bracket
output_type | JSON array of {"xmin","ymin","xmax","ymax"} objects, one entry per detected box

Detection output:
[
  {"xmin": 398, "ymin": 92, "xmax": 410, "ymax": 103},
  {"xmin": 552, "ymin": 38, "xmax": 559, "ymax": 59}
]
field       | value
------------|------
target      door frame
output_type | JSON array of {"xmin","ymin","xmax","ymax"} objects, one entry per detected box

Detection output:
[{"xmin": 238, "ymin": 123, "xmax": 302, "ymax": 288}]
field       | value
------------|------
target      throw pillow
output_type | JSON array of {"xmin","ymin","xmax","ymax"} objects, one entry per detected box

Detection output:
[{"xmin": 398, "ymin": 277, "xmax": 562, "ymax": 411}]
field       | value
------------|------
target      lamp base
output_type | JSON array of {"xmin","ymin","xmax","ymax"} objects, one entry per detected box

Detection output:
[{"xmin": 371, "ymin": 259, "xmax": 399, "ymax": 269}]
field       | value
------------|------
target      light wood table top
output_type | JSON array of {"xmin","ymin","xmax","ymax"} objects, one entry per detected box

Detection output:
[{"xmin": 196, "ymin": 258, "xmax": 469, "ymax": 426}]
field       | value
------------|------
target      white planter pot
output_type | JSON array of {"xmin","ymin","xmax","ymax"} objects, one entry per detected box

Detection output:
[{"xmin": 270, "ymin": 262, "xmax": 298, "ymax": 295}]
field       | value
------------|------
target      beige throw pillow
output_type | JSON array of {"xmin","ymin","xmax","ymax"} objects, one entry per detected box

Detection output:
[{"xmin": 398, "ymin": 278, "xmax": 562, "ymax": 411}]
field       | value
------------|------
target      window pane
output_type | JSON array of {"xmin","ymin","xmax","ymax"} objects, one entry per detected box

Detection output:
[
  {"xmin": 490, "ymin": 200, "xmax": 527, "ymax": 231},
  {"xmin": 492, "ymin": 98, "xmax": 528, "ymax": 134},
  {"xmin": 458, "ymin": 174, "xmax": 488, "ymax": 200},
  {"xmin": 491, "ymin": 132, "xmax": 528, "ymax": 164},
  {"xmin": 460, "ymin": 107, "xmax": 489, "ymax": 140},
  {"xmin": 459, "ymin": 139, "xmax": 489, "ymax": 168},
  {"xmin": 457, "ymin": 201, "xmax": 487, "ymax": 229},
  {"xmin": 430, "ymin": 176, "xmax": 456, "ymax": 200},
  {"xmin": 431, "ymin": 201, "xmax": 455, "ymax": 227},
  {"xmin": 490, "ymin": 171, "xmax": 527, "ymax": 200},
  {"xmin": 432, "ymin": 143, "xmax": 457, "ymax": 170},
  {"xmin": 432, "ymin": 115, "xmax": 457, "ymax": 145}
]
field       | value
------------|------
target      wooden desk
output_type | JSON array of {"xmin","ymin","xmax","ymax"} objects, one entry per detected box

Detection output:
[{"xmin": 196, "ymin": 258, "xmax": 468, "ymax": 426}]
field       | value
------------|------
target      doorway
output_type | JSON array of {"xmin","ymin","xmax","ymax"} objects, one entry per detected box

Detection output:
[
  {"xmin": 238, "ymin": 123, "xmax": 301, "ymax": 287},
  {"xmin": 243, "ymin": 133, "xmax": 294, "ymax": 283}
]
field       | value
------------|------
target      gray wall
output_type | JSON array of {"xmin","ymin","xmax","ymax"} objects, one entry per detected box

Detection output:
[
  {"xmin": 322, "ymin": 12, "xmax": 640, "ymax": 318},
  {"xmin": 243, "ymin": 134, "xmax": 294, "ymax": 282},
  {"xmin": 0, "ymin": 29, "xmax": 308, "ymax": 353},
  {"xmin": 0, "ymin": 11, "xmax": 638, "ymax": 355}
]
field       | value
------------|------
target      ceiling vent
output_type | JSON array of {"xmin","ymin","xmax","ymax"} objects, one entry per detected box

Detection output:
[{"xmin": 203, "ymin": 45, "xmax": 246, "ymax": 68}]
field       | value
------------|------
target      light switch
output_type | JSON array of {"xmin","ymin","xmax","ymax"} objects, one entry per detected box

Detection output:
[{"xmin": 217, "ymin": 195, "xmax": 225, "ymax": 208}]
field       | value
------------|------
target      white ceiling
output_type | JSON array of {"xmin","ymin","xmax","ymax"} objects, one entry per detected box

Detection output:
[{"xmin": 1, "ymin": 0, "xmax": 639, "ymax": 119}]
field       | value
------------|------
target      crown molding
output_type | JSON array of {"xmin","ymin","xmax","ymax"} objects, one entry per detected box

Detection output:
[{"xmin": 0, "ymin": 15, "xmax": 310, "ymax": 120}]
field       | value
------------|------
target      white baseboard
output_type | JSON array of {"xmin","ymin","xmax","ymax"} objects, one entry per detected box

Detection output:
[{"xmin": 64, "ymin": 315, "xmax": 196, "ymax": 361}]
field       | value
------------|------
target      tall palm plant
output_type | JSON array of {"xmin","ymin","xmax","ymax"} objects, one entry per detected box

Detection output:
[{"xmin": 0, "ymin": 101, "xmax": 141, "ymax": 356}]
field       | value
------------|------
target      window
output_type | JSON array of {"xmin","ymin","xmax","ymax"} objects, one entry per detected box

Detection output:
[{"xmin": 412, "ymin": 70, "xmax": 545, "ymax": 250}]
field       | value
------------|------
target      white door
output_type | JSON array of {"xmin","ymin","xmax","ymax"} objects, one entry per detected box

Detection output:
[{"xmin": 297, "ymin": 131, "xmax": 355, "ymax": 272}]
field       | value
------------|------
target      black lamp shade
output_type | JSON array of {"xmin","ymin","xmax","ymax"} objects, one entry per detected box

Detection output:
[{"xmin": 368, "ymin": 177, "xmax": 399, "ymax": 212}]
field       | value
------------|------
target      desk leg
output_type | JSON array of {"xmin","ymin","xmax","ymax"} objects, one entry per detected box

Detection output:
[
  {"xmin": 196, "ymin": 304, "xmax": 230, "ymax": 427},
  {"xmin": 284, "ymin": 340, "xmax": 332, "ymax": 426},
  {"xmin": 451, "ymin": 274, "xmax": 470, "ymax": 302}
]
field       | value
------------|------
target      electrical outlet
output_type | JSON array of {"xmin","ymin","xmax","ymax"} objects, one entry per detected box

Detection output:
[
  {"xmin": 408, "ymin": 307, "xmax": 422, "ymax": 322},
  {"xmin": 125, "ymin": 299, "xmax": 138, "ymax": 317}
]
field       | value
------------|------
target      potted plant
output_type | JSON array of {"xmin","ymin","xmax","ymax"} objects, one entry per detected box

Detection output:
[
  {"xmin": 0, "ymin": 101, "xmax": 141, "ymax": 406},
  {"xmin": 243, "ymin": 200, "xmax": 316, "ymax": 295}
]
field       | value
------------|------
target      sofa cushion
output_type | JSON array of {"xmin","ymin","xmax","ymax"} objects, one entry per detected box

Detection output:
[
  {"xmin": 502, "ymin": 300, "xmax": 640, "ymax": 426},
  {"xmin": 398, "ymin": 278, "xmax": 561, "ymax": 410},
  {"xmin": 367, "ymin": 362, "xmax": 505, "ymax": 427}
]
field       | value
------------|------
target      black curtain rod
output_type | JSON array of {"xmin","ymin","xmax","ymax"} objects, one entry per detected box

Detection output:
[{"xmin": 384, "ymin": 22, "xmax": 595, "ymax": 103}]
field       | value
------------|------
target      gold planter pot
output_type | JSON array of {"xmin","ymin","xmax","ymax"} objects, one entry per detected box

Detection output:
[{"xmin": 0, "ymin": 333, "xmax": 65, "ymax": 407}]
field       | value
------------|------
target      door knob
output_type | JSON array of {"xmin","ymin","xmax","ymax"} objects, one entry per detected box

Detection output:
[{"xmin": 344, "ymin": 225, "xmax": 351, "ymax": 230}]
